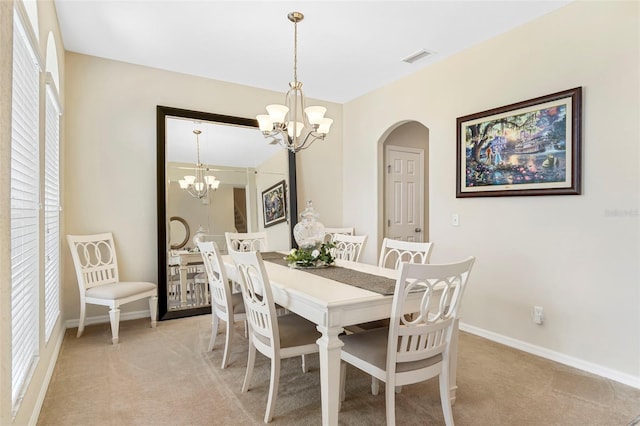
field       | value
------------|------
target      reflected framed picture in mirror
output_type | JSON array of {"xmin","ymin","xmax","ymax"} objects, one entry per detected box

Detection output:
[{"xmin": 262, "ymin": 180, "xmax": 287, "ymax": 227}]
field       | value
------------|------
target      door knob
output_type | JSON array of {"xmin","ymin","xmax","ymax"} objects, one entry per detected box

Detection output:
[{"xmin": 415, "ymin": 228, "xmax": 422, "ymax": 233}]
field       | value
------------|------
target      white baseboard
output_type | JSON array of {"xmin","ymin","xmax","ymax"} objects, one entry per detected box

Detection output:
[
  {"xmin": 29, "ymin": 324, "xmax": 65, "ymax": 426},
  {"xmin": 459, "ymin": 322, "xmax": 640, "ymax": 390},
  {"xmin": 65, "ymin": 309, "xmax": 152, "ymax": 329}
]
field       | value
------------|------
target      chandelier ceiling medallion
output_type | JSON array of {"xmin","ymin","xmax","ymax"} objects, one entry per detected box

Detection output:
[
  {"xmin": 178, "ymin": 129, "xmax": 220, "ymax": 199},
  {"xmin": 256, "ymin": 11, "xmax": 333, "ymax": 153}
]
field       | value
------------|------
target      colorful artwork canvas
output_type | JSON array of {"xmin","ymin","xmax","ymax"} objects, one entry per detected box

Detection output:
[{"xmin": 457, "ymin": 87, "xmax": 582, "ymax": 197}]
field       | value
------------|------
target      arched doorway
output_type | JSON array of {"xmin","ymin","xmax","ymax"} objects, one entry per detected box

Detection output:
[{"xmin": 380, "ymin": 121, "xmax": 429, "ymax": 246}]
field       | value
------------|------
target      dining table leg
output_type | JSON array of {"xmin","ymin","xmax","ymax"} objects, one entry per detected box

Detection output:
[
  {"xmin": 179, "ymin": 260, "xmax": 188, "ymax": 305},
  {"xmin": 316, "ymin": 325, "xmax": 344, "ymax": 426}
]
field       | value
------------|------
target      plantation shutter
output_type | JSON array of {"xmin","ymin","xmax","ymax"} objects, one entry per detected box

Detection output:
[
  {"xmin": 11, "ymin": 9, "xmax": 41, "ymax": 410},
  {"xmin": 44, "ymin": 79, "xmax": 61, "ymax": 341}
]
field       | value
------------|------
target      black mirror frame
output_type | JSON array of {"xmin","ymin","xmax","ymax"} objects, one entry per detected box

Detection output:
[{"xmin": 156, "ymin": 105, "xmax": 298, "ymax": 320}]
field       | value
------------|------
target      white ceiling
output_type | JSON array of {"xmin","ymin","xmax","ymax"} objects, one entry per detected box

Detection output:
[{"xmin": 54, "ymin": 0, "xmax": 572, "ymax": 104}]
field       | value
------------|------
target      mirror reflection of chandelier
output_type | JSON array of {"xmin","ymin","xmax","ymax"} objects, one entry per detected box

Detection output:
[
  {"xmin": 256, "ymin": 11, "xmax": 333, "ymax": 153},
  {"xmin": 178, "ymin": 130, "xmax": 220, "ymax": 199}
]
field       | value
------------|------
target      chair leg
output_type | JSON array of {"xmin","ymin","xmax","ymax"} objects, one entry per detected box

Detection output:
[
  {"xmin": 149, "ymin": 296, "xmax": 158, "ymax": 328},
  {"xmin": 371, "ymin": 377, "xmax": 380, "ymax": 395},
  {"xmin": 77, "ymin": 303, "xmax": 86, "ymax": 338},
  {"xmin": 109, "ymin": 307, "xmax": 120, "ymax": 344},
  {"xmin": 385, "ymin": 379, "xmax": 396, "ymax": 426},
  {"xmin": 439, "ymin": 370, "xmax": 454, "ymax": 426},
  {"xmin": 264, "ymin": 357, "xmax": 281, "ymax": 423},
  {"xmin": 339, "ymin": 362, "xmax": 347, "ymax": 404},
  {"xmin": 221, "ymin": 318, "xmax": 234, "ymax": 369},
  {"xmin": 242, "ymin": 340, "xmax": 256, "ymax": 393},
  {"xmin": 208, "ymin": 313, "xmax": 220, "ymax": 352}
]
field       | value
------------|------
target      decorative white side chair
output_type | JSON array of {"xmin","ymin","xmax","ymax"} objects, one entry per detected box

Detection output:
[
  {"xmin": 230, "ymin": 250, "xmax": 320, "ymax": 423},
  {"xmin": 67, "ymin": 233, "xmax": 158, "ymax": 344},
  {"xmin": 198, "ymin": 241, "xmax": 247, "ymax": 368},
  {"xmin": 332, "ymin": 233, "xmax": 367, "ymax": 262},
  {"xmin": 378, "ymin": 238, "xmax": 434, "ymax": 269},
  {"xmin": 323, "ymin": 226, "xmax": 355, "ymax": 243},
  {"xmin": 352, "ymin": 238, "xmax": 436, "ymax": 389},
  {"xmin": 339, "ymin": 257, "xmax": 475, "ymax": 426},
  {"xmin": 225, "ymin": 231, "xmax": 269, "ymax": 252}
]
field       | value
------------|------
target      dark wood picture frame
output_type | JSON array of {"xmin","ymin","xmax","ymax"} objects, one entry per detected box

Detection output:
[
  {"xmin": 456, "ymin": 87, "xmax": 582, "ymax": 197},
  {"xmin": 262, "ymin": 180, "xmax": 287, "ymax": 228}
]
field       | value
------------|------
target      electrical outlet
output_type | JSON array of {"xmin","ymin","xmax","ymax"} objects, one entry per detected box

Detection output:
[
  {"xmin": 452, "ymin": 213, "xmax": 459, "ymax": 227},
  {"xmin": 533, "ymin": 306, "xmax": 544, "ymax": 325}
]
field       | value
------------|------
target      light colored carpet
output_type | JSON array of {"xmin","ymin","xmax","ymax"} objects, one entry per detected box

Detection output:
[{"xmin": 37, "ymin": 315, "xmax": 639, "ymax": 425}]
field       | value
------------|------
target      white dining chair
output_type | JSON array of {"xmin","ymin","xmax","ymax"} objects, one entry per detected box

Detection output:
[
  {"xmin": 323, "ymin": 226, "xmax": 355, "ymax": 243},
  {"xmin": 351, "ymin": 237, "xmax": 436, "ymax": 390},
  {"xmin": 332, "ymin": 233, "xmax": 367, "ymax": 262},
  {"xmin": 230, "ymin": 250, "xmax": 321, "ymax": 423},
  {"xmin": 67, "ymin": 233, "xmax": 158, "ymax": 344},
  {"xmin": 339, "ymin": 257, "xmax": 475, "ymax": 426},
  {"xmin": 225, "ymin": 231, "xmax": 269, "ymax": 252},
  {"xmin": 198, "ymin": 241, "xmax": 247, "ymax": 368},
  {"xmin": 378, "ymin": 238, "xmax": 434, "ymax": 269}
]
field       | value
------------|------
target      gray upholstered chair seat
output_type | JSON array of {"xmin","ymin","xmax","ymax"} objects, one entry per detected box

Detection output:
[
  {"xmin": 255, "ymin": 313, "xmax": 321, "ymax": 349},
  {"xmin": 230, "ymin": 292, "xmax": 245, "ymax": 314},
  {"xmin": 341, "ymin": 327, "xmax": 442, "ymax": 373}
]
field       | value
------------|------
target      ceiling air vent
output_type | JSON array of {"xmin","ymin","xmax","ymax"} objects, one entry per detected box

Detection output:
[{"xmin": 401, "ymin": 49, "xmax": 433, "ymax": 64}]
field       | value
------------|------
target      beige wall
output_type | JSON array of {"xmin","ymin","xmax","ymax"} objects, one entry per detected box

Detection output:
[
  {"xmin": 343, "ymin": 1, "xmax": 639, "ymax": 382},
  {"xmin": 63, "ymin": 52, "xmax": 343, "ymax": 322}
]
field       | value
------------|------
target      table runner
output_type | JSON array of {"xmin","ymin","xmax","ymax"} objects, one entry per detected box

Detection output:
[{"xmin": 260, "ymin": 251, "xmax": 397, "ymax": 295}]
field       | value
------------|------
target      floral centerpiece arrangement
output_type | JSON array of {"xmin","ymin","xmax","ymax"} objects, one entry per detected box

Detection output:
[{"xmin": 284, "ymin": 241, "xmax": 335, "ymax": 268}]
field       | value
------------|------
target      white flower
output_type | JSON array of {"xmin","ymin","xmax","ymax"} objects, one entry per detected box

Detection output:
[
  {"xmin": 311, "ymin": 249, "xmax": 320, "ymax": 258},
  {"xmin": 289, "ymin": 248, "xmax": 297, "ymax": 255}
]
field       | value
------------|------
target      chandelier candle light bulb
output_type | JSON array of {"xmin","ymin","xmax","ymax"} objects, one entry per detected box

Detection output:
[{"xmin": 256, "ymin": 11, "xmax": 333, "ymax": 153}]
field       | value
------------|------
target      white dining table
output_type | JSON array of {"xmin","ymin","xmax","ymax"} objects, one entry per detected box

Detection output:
[
  {"xmin": 169, "ymin": 251, "xmax": 204, "ymax": 305},
  {"xmin": 222, "ymin": 254, "xmax": 460, "ymax": 426}
]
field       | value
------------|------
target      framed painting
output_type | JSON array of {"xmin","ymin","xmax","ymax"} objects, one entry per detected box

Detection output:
[
  {"xmin": 262, "ymin": 180, "xmax": 287, "ymax": 227},
  {"xmin": 456, "ymin": 87, "xmax": 582, "ymax": 197}
]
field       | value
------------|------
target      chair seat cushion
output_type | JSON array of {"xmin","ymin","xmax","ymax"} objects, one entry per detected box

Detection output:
[
  {"xmin": 276, "ymin": 313, "xmax": 321, "ymax": 349},
  {"xmin": 340, "ymin": 327, "xmax": 442, "ymax": 373},
  {"xmin": 230, "ymin": 292, "xmax": 245, "ymax": 314},
  {"xmin": 86, "ymin": 282, "xmax": 157, "ymax": 300}
]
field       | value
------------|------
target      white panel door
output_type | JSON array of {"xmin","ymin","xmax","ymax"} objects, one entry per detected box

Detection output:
[{"xmin": 385, "ymin": 145, "xmax": 424, "ymax": 242}]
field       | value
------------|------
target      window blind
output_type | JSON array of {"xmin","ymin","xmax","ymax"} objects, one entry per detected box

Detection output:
[
  {"xmin": 11, "ymin": 9, "xmax": 40, "ymax": 410},
  {"xmin": 44, "ymin": 82, "xmax": 61, "ymax": 342}
]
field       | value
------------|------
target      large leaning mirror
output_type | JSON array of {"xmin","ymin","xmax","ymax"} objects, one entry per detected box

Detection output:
[{"xmin": 157, "ymin": 106, "xmax": 298, "ymax": 320}]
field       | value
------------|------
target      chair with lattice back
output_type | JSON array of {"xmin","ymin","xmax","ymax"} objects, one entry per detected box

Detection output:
[
  {"xmin": 323, "ymin": 226, "xmax": 355, "ymax": 243},
  {"xmin": 225, "ymin": 231, "xmax": 269, "ymax": 252},
  {"xmin": 332, "ymin": 233, "xmax": 367, "ymax": 262},
  {"xmin": 67, "ymin": 233, "xmax": 158, "ymax": 344},
  {"xmin": 340, "ymin": 257, "xmax": 475, "ymax": 426},
  {"xmin": 378, "ymin": 238, "xmax": 434, "ymax": 269},
  {"xmin": 198, "ymin": 241, "xmax": 247, "ymax": 368},
  {"xmin": 230, "ymin": 250, "xmax": 320, "ymax": 423}
]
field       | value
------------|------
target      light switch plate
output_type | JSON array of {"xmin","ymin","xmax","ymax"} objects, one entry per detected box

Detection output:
[{"xmin": 452, "ymin": 213, "xmax": 459, "ymax": 227}]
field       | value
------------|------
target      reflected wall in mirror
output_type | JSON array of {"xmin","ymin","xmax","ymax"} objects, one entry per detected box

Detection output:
[
  {"xmin": 169, "ymin": 216, "xmax": 190, "ymax": 249},
  {"xmin": 157, "ymin": 106, "xmax": 298, "ymax": 320}
]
